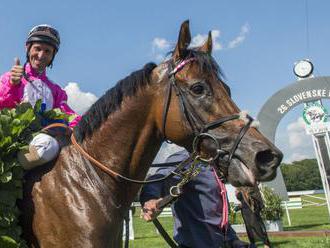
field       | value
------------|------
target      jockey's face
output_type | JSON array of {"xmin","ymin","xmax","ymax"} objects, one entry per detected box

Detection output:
[{"xmin": 27, "ymin": 42, "xmax": 55, "ymax": 73}]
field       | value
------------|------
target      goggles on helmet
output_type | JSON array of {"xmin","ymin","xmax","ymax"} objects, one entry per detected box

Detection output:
[{"xmin": 26, "ymin": 24, "xmax": 60, "ymax": 51}]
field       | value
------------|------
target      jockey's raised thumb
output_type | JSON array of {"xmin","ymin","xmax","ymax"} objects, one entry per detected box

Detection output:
[
  {"xmin": 14, "ymin": 57, "xmax": 21, "ymax": 66},
  {"xmin": 10, "ymin": 57, "xmax": 24, "ymax": 85}
]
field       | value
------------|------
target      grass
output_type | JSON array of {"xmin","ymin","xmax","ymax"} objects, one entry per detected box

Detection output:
[
  {"xmin": 126, "ymin": 201, "xmax": 330, "ymax": 248},
  {"xmin": 282, "ymin": 194, "xmax": 330, "ymax": 231},
  {"xmin": 282, "ymin": 205, "xmax": 330, "ymax": 231},
  {"xmin": 129, "ymin": 216, "xmax": 174, "ymax": 248},
  {"xmin": 267, "ymin": 237, "xmax": 330, "ymax": 247}
]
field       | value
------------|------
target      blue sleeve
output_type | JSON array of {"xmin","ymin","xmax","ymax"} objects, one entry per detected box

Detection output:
[{"xmin": 139, "ymin": 166, "xmax": 180, "ymax": 206}]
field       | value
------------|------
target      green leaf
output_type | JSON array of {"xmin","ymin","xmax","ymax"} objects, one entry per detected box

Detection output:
[
  {"xmin": 0, "ymin": 172, "xmax": 12, "ymax": 183},
  {"xmin": 15, "ymin": 103, "xmax": 32, "ymax": 115},
  {"xmin": 0, "ymin": 190, "xmax": 17, "ymax": 207},
  {"xmin": 68, "ymin": 114, "xmax": 77, "ymax": 123},
  {"xmin": 0, "ymin": 115, "xmax": 11, "ymax": 125},
  {"xmin": 0, "ymin": 137, "xmax": 12, "ymax": 152},
  {"xmin": 0, "ymin": 161, "xmax": 4, "ymax": 175},
  {"xmin": 0, "ymin": 115, "xmax": 11, "ymax": 137},
  {"xmin": 0, "ymin": 235, "xmax": 18, "ymax": 248},
  {"xmin": 43, "ymin": 108, "xmax": 71, "ymax": 121},
  {"xmin": 33, "ymin": 100, "xmax": 42, "ymax": 113}
]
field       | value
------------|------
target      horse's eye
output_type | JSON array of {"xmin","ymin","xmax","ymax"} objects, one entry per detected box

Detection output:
[{"xmin": 190, "ymin": 83, "xmax": 205, "ymax": 95}]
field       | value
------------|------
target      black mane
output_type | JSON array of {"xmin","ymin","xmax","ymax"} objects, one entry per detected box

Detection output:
[{"xmin": 74, "ymin": 63, "xmax": 157, "ymax": 142}]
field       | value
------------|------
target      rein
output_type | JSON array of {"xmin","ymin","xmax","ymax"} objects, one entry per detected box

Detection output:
[
  {"xmin": 70, "ymin": 134, "xmax": 194, "ymax": 184},
  {"xmin": 43, "ymin": 123, "xmax": 195, "ymax": 184}
]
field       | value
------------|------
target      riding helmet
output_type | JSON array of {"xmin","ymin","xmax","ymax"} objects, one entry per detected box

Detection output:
[{"xmin": 26, "ymin": 24, "xmax": 61, "ymax": 52}]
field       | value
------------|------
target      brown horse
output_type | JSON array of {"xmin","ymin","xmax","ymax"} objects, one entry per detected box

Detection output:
[{"xmin": 20, "ymin": 20, "xmax": 282, "ymax": 247}]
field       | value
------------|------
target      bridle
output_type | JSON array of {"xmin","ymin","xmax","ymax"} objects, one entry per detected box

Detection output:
[
  {"xmin": 151, "ymin": 57, "xmax": 256, "ymax": 248},
  {"xmin": 162, "ymin": 57, "xmax": 255, "ymax": 171},
  {"xmin": 69, "ymin": 56, "xmax": 256, "ymax": 184}
]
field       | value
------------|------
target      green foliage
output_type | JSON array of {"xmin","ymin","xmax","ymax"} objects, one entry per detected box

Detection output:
[
  {"xmin": 261, "ymin": 186, "xmax": 284, "ymax": 221},
  {"xmin": 0, "ymin": 236, "xmax": 19, "ymax": 248},
  {"xmin": 231, "ymin": 187, "xmax": 284, "ymax": 223},
  {"xmin": 281, "ymin": 159, "xmax": 322, "ymax": 191},
  {"xmin": 0, "ymin": 101, "xmax": 70, "ymax": 247},
  {"xmin": 229, "ymin": 202, "xmax": 244, "ymax": 224}
]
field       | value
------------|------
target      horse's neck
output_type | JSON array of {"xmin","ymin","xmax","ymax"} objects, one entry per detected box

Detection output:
[{"xmin": 79, "ymin": 100, "xmax": 162, "ymax": 206}]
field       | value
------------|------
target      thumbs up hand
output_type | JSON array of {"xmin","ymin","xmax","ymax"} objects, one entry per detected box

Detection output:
[{"xmin": 10, "ymin": 57, "xmax": 24, "ymax": 85}]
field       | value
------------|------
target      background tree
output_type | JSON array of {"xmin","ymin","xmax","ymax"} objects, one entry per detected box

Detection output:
[{"xmin": 280, "ymin": 159, "xmax": 323, "ymax": 191}]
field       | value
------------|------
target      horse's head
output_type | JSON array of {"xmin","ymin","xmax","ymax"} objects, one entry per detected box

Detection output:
[{"xmin": 152, "ymin": 20, "xmax": 283, "ymax": 187}]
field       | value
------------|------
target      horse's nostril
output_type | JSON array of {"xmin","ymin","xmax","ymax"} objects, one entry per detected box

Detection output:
[{"xmin": 255, "ymin": 149, "xmax": 275, "ymax": 167}]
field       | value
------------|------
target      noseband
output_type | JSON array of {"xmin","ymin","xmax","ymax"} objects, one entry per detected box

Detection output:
[{"xmin": 161, "ymin": 57, "xmax": 256, "ymax": 168}]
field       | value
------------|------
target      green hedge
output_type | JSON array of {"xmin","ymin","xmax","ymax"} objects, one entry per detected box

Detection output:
[{"xmin": 0, "ymin": 102, "xmax": 71, "ymax": 247}]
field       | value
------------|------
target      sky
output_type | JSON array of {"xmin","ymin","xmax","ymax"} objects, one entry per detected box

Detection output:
[{"xmin": 1, "ymin": 0, "xmax": 330, "ymax": 163}]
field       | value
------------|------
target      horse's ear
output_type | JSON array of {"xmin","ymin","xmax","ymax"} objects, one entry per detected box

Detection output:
[
  {"xmin": 200, "ymin": 31, "xmax": 212, "ymax": 54},
  {"xmin": 173, "ymin": 20, "xmax": 191, "ymax": 60}
]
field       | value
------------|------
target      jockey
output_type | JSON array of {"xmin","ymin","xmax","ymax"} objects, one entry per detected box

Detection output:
[{"xmin": 0, "ymin": 24, "xmax": 81, "ymax": 170}]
